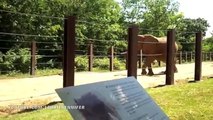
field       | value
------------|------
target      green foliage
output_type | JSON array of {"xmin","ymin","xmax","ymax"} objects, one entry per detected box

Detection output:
[
  {"xmin": 203, "ymin": 36, "xmax": 213, "ymax": 52},
  {"xmin": 93, "ymin": 57, "xmax": 125, "ymax": 70},
  {"xmin": 113, "ymin": 58, "xmax": 126, "ymax": 70},
  {"xmin": 74, "ymin": 56, "xmax": 126, "ymax": 71},
  {"xmin": 75, "ymin": 56, "xmax": 88, "ymax": 71},
  {"xmin": 141, "ymin": 0, "xmax": 183, "ymax": 36},
  {"xmin": 177, "ymin": 18, "xmax": 209, "ymax": 51},
  {"xmin": 121, "ymin": 0, "xmax": 183, "ymax": 36},
  {"xmin": 0, "ymin": 48, "xmax": 30, "ymax": 74}
]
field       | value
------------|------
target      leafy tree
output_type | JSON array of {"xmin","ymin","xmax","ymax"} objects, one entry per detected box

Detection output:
[
  {"xmin": 203, "ymin": 34, "xmax": 213, "ymax": 52},
  {"xmin": 177, "ymin": 18, "xmax": 209, "ymax": 51},
  {"xmin": 121, "ymin": 0, "xmax": 183, "ymax": 36}
]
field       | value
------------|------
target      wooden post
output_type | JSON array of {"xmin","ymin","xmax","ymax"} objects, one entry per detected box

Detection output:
[
  {"xmin": 88, "ymin": 42, "xmax": 93, "ymax": 71},
  {"xmin": 109, "ymin": 46, "xmax": 114, "ymax": 71},
  {"xmin": 166, "ymin": 29, "xmax": 175, "ymax": 85},
  {"xmin": 127, "ymin": 25, "xmax": 138, "ymax": 79},
  {"xmin": 195, "ymin": 32, "xmax": 202, "ymax": 81},
  {"xmin": 139, "ymin": 50, "xmax": 142, "ymax": 68},
  {"xmin": 63, "ymin": 16, "xmax": 76, "ymax": 87},
  {"xmin": 179, "ymin": 51, "xmax": 182, "ymax": 64},
  {"xmin": 185, "ymin": 52, "xmax": 188, "ymax": 63},
  {"xmin": 30, "ymin": 41, "xmax": 36, "ymax": 75},
  {"xmin": 210, "ymin": 52, "xmax": 212, "ymax": 61}
]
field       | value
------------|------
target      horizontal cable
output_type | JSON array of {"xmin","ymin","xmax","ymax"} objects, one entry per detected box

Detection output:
[
  {"xmin": 36, "ymin": 62, "xmax": 62, "ymax": 65},
  {"xmin": 139, "ymin": 28, "xmax": 168, "ymax": 32},
  {"xmin": 75, "ymin": 54, "xmax": 88, "ymax": 57},
  {"xmin": 0, "ymin": 32, "xmax": 59, "ymax": 38},
  {"xmin": 140, "ymin": 54, "xmax": 163, "ymax": 57},
  {"xmin": 0, "ymin": 39, "xmax": 63, "ymax": 44},
  {"xmin": 76, "ymin": 37, "xmax": 122, "ymax": 43},
  {"xmin": 179, "ymin": 42, "xmax": 195, "ymax": 44},
  {"xmin": 138, "ymin": 41, "xmax": 164, "ymax": 44},
  {"xmin": 38, "ymin": 55, "xmax": 62, "ymax": 58},
  {"xmin": 93, "ymin": 56, "xmax": 108, "ymax": 58},
  {"xmin": 37, "ymin": 49, "xmax": 62, "ymax": 51},
  {"xmin": 36, "ymin": 41, "xmax": 63, "ymax": 44},
  {"xmin": 0, "ymin": 39, "xmax": 31, "ymax": 43},
  {"xmin": 0, "ymin": 9, "xmax": 65, "ymax": 20},
  {"xmin": 1, "ymin": 55, "xmax": 61, "ymax": 57},
  {"xmin": 0, "ymin": 47, "xmax": 12, "ymax": 50}
]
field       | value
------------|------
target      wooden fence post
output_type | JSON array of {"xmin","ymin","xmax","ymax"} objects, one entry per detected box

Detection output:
[
  {"xmin": 30, "ymin": 41, "xmax": 36, "ymax": 76},
  {"xmin": 166, "ymin": 29, "xmax": 175, "ymax": 85},
  {"xmin": 88, "ymin": 42, "xmax": 93, "ymax": 71},
  {"xmin": 109, "ymin": 46, "xmax": 114, "ymax": 71},
  {"xmin": 127, "ymin": 25, "xmax": 138, "ymax": 79},
  {"xmin": 179, "ymin": 51, "xmax": 182, "ymax": 64},
  {"xmin": 63, "ymin": 16, "xmax": 76, "ymax": 87},
  {"xmin": 185, "ymin": 51, "xmax": 188, "ymax": 63},
  {"xmin": 195, "ymin": 31, "xmax": 202, "ymax": 81},
  {"xmin": 210, "ymin": 52, "xmax": 212, "ymax": 61}
]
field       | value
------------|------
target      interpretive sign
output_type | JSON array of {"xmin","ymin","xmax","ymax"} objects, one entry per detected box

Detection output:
[{"xmin": 55, "ymin": 77, "xmax": 169, "ymax": 120}]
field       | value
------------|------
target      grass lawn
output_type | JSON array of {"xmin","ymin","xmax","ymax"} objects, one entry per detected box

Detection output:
[{"xmin": 0, "ymin": 78, "xmax": 213, "ymax": 120}]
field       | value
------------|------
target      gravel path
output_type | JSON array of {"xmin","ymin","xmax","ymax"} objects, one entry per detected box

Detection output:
[{"xmin": 0, "ymin": 62, "xmax": 213, "ymax": 110}]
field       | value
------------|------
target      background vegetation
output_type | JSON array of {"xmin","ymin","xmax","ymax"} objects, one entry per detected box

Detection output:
[{"xmin": 0, "ymin": 0, "xmax": 212, "ymax": 74}]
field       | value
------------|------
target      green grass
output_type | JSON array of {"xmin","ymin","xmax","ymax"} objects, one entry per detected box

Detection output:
[
  {"xmin": 1, "ymin": 78, "xmax": 213, "ymax": 120},
  {"xmin": 147, "ymin": 78, "xmax": 213, "ymax": 120}
]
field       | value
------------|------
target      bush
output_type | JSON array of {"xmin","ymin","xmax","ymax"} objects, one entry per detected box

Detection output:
[
  {"xmin": 0, "ymin": 48, "xmax": 30, "ymax": 74},
  {"xmin": 113, "ymin": 58, "xmax": 125, "ymax": 70},
  {"xmin": 75, "ymin": 56, "xmax": 88, "ymax": 71},
  {"xmin": 93, "ymin": 57, "xmax": 125, "ymax": 70}
]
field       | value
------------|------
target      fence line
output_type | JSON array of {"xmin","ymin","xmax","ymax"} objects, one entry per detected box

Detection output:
[
  {"xmin": 0, "ymin": 9, "xmax": 65, "ymax": 20},
  {"xmin": 0, "ymin": 31, "xmax": 59, "ymax": 38}
]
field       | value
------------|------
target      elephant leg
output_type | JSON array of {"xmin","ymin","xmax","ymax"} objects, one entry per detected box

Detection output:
[
  {"xmin": 148, "ymin": 64, "xmax": 154, "ymax": 76},
  {"xmin": 141, "ymin": 63, "xmax": 147, "ymax": 75},
  {"xmin": 146, "ymin": 57, "xmax": 155, "ymax": 76}
]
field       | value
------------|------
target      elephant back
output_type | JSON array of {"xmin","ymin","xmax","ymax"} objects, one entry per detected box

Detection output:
[{"xmin": 138, "ymin": 35, "xmax": 166, "ymax": 55}]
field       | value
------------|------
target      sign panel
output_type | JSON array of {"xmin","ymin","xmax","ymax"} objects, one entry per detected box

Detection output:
[{"xmin": 55, "ymin": 77, "xmax": 169, "ymax": 120}]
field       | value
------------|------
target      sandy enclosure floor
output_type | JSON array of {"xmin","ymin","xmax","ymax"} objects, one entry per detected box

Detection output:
[{"xmin": 0, "ymin": 62, "xmax": 213, "ymax": 111}]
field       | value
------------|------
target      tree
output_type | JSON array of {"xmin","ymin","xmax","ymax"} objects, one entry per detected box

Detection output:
[
  {"xmin": 177, "ymin": 18, "xmax": 209, "ymax": 51},
  {"xmin": 121, "ymin": 0, "xmax": 183, "ymax": 36},
  {"xmin": 140, "ymin": 0, "xmax": 183, "ymax": 36}
]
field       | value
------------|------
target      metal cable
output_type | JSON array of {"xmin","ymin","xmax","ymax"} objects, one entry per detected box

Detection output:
[
  {"xmin": 0, "ymin": 9, "xmax": 65, "ymax": 20},
  {"xmin": 0, "ymin": 32, "xmax": 59, "ymax": 38}
]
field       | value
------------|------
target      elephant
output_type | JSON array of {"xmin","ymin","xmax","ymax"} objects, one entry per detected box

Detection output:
[{"xmin": 137, "ymin": 34, "xmax": 178, "ymax": 75}]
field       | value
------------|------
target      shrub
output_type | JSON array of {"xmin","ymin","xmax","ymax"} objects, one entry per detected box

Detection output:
[
  {"xmin": 1, "ymin": 48, "xmax": 31, "ymax": 73},
  {"xmin": 113, "ymin": 58, "xmax": 126, "ymax": 70},
  {"xmin": 75, "ymin": 56, "xmax": 88, "ymax": 71},
  {"xmin": 93, "ymin": 57, "xmax": 125, "ymax": 70}
]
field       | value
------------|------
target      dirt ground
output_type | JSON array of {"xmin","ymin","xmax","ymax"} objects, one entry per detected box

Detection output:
[{"xmin": 0, "ymin": 62, "xmax": 213, "ymax": 114}]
